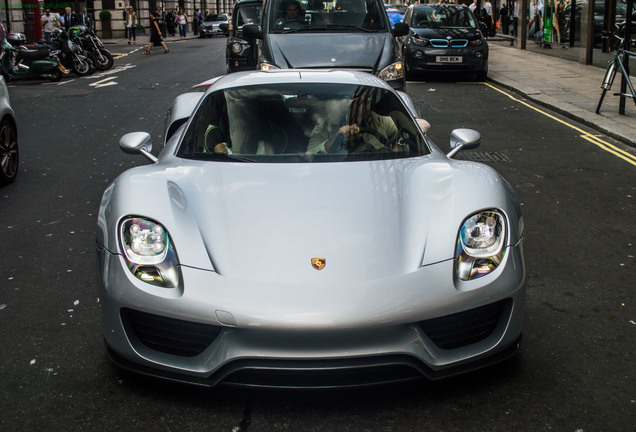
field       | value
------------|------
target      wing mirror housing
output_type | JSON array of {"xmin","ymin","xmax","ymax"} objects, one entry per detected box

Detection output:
[
  {"xmin": 393, "ymin": 22, "xmax": 409, "ymax": 37},
  {"xmin": 447, "ymin": 128, "xmax": 481, "ymax": 158},
  {"xmin": 120, "ymin": 132, "xmax": 158, "ymax": 163},
  {"xmin": 242, "ymin": 24, "xmax": 262, "ymax": 39}
]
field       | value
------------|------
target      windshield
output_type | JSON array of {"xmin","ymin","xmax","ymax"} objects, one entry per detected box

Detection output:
[
  {"xmin": 235, "ymin": 4, "xmax": 262, "ymax": 28},
  {"xmin": 270, "ymin": 0, "xmax": 388, "ymax": 32},
  {"xmin": 177, "ymin": 83, "xmax": 429, "ymax": 163},
  {"xmin": 410, "ymin": 5, "xmax": 477, "ymax": 29},
  {"xmin": 205, "ymin": 14, "xmax": 228, "ymax": 21}
]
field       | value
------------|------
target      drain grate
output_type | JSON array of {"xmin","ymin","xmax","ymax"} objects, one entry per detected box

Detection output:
[{"xmin": 455, "ymin": 151, "xmax": 511, "ymax": 162}]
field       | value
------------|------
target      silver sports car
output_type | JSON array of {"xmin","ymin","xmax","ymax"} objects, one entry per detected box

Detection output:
[{"xmin": 97, "ymin": 70, "xmax": 526, "ymax": 388}]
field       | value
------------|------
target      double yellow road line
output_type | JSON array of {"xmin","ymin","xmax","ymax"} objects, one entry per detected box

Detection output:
[{"xmin": 485, "ymin": 83, "xmax": 636, "ymax": 167}]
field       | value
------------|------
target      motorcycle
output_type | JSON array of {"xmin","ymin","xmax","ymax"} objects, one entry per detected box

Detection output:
[
  {"xmin": 69, "ymin": 25, "xmax": 114, "ymax": 71},
  {"xmin": 0, "ymin": 37, "xmax": 66, "ymax": 82},
  {"xmin": 33, "ymin": 29, "xmax": 94, "ymax": 77}
]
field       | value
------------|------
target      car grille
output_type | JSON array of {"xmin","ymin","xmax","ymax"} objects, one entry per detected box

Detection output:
[
  {"xmin": 430, "ymin": 39, "xmax": 469, "ymax": 48},
  {"xmin": 419, "ymin": 300, "xmax": 509, "ymax": 350},
  {"xmin": 121, "ymin": 308, "xmax": 222, "ymax": 357}
]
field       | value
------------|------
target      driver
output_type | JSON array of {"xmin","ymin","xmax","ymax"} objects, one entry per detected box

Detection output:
[{"xmin": 275, "ymin": 1, "xmax": 304, "ymax": 28}]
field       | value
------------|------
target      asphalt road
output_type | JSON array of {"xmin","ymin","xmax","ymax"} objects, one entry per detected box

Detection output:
[{"xmin": 0, "ymin": 37, "xmax": 634, "ymax": 431}]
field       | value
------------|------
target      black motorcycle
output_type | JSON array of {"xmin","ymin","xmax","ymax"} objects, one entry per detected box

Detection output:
[
  {"xmin": 70, "ymin": 25, "xmax": 114, "ymax": 71},
  {"xmin": 35, "ymin": 29, "xmax": 94, "ymax": 77}
]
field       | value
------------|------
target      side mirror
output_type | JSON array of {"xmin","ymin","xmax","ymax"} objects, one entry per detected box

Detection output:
[
  {"xmin": 393, "ymin": 22, "xmax": 409, "ymax": 37},
  {"xmin": 243, "ymin": 24, "xmax": 262, "ymax": 39},
  {"xmin": 447, "ymin": 128, "xmax": 480, "ymax": 158},
  {"xmin": 119, "ymin": 132, "xmax": 158, "ymax": 163}
]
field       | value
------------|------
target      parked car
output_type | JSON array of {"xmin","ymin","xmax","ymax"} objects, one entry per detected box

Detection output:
[
  {"xmin": 0, "ymin": 76, "xmax": 18, "ymax": 186},
  {"xmin": 199, "ymin": 13, "xmax": 230, "ymax": 37},
  {"xmin": 224, "ymin": 0, "xmax": 263, "ymax": 73},
  {"xmin": 401, "ymin": 4, "xmax": 488, "ymax": 81},
  {"xmin": 243, "ymin": 0, "xmax": 409, "ymax": 90},
  {"xmin": 97, "ymin": 69, "xmax": 526, "ymax": 388}
]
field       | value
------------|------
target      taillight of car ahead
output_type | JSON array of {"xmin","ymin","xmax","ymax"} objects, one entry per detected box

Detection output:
[
  {"xmin": 455, "ymin": 210, "xmax": 506, "ymax": 281},
  {"xmin": 120, "ymin": 217, "xmax": 180, "ymax": 288}
]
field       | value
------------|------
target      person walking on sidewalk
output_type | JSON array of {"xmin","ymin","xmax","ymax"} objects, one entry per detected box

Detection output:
[
  {"xmin": 145, "ymin": 11, "xmax": 169, "ymax": 54},
  {"xmin": 125, "ymin": 6, "xmax": 137, "ymax": 45},
  {"xmin": 166, "ymin": 9, "xmax": 176, "ymax": 37},
  {"xmin": 178, "ymin": 10, "xmax": 188, "ymax": 38},
  {"xmin": 41, "ymin": 8, "xmax": 60, "ymax": 44}
]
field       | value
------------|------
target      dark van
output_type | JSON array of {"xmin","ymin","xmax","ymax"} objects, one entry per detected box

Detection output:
[{"xmin": 243, "ymin": 0, "xmax": 409, "ymax": 90}]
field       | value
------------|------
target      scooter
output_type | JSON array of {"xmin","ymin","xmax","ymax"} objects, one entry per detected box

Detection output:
[{"xmin": 0, "ymin": 38, "xmax": 66, "ymax": 82}]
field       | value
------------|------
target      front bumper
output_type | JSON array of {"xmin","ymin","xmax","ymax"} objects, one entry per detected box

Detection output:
[
  {"xmin": 405, "ymin": 45, "xmax": 488, "ymax": 73},
  {"xmin": 97, "ymin": 241, "xmax": 525, "ymax": 388},
  {"xmin": 200, "ymin": 25, "xmax": 227, "ymax": 37}
]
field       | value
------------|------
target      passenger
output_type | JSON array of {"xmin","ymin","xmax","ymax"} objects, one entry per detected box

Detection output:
[{"xmin": 308, "ymin": 110, "xmax": 401, "ymax": 154}]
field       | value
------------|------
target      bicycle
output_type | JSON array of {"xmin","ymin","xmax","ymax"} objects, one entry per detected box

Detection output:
[{"xmin": 596, "ymin": 23, "xmax": 636, "ymax": 114}]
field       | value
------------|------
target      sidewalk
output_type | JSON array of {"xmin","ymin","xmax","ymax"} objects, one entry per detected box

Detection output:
[{"xmin": 487, "ymin": 40, "xmax": 636, "ymax": 146}]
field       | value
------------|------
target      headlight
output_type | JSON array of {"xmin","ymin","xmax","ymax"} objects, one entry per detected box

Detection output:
[
  {"xmin": 378, "ymin": 61, "xmax": 404, "ymax": 81},
  {"xmin": 231, "ymin": 42, "xmax": 244, "ymax": 54},
  {"xmin": 411, "ymin": 37, "xmax": 429, "ymax": 46},
  {"xmin": 260, "ymin": 63, "xmax": 280, "ymax": 71},
  {"xmin": 455, "ymin": 210, "xmax": 506, "ymax": 281},
  {"xmin": 120, "ymin": 217, "xmax": 180, "ymax": 288},
  {"xmin": 469, "ymin": 38, "xmax": 483, "ymax": 47}
]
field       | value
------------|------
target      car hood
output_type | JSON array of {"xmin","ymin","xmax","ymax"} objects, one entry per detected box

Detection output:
[
  {"xmin": 410, "ymin": 27, "xmax": 481, "ymax": 39},
  {"xmin": 101, "ymin": 157, "xmax": 518, "ymax": 284},
  {"xmin": 266, "ymin": 33, "xmax": 393, "ymax": 72},
  {"xmin": 201, "ymin": 20, "xmax": 227, "ymax": 26}
]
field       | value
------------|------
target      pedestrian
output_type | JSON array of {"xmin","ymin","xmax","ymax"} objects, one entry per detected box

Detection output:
[
  {"xmin": 79, "ymin": 7, "xmax": 94, "ymax": 30},
  {"xmin": 484, "ymin": 0, "xmax": 494, "ymax": 36},
  {"xmin": 123, "ymin": 6, "xmax": 129, "ymax": 40},
  {"xmin": 41, "ymin": 8, "xmax": 60, "ymax": 43},
  {"xmin": 125, "ymin": 6, "xmax": 137, "ymax": 45},
  {"xmin": 500, "ymin": 3, "xmax": 510, "ymax": 35},
  {"xmin": 60, "ymin": 6, "xmax": 78, "ymax": 31},
  {"xmin": 512, "ymin": 0, "xmax": 519, "ymax": 36},
  {"xmin": 166, "ymin": 9, "xmax": 176, "ymax": 37},
  {"xmin": 145, "ymin": 11, "xmax": 169, "ymax": 54},
  {"xmin": 178, "ymin": 10, "xmax": 188, "ymax": 38},
  {"xmin": 193, "ymin": 9, "xmax": 200, "ymax": 35},
  {"xmin": 156, "ymin": 7, "xmax": 167, "ymax": 36}
]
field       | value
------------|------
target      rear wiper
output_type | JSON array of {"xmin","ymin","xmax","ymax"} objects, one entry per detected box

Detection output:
[{"xmin": 183, "ymin": 152, "xmax": 255, "ymax": 162}]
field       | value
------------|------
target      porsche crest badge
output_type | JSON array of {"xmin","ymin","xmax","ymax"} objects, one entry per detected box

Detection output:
[{"xmin": 311, "ymin": 257, "xmax": 326, "ymax": 271}]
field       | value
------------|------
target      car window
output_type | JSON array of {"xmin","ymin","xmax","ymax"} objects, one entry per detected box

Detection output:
[
  {"xmin": 270, "ymin": 0, "xmax": 388, "ymax": 32},
  {"xmin": 410, "ymin": 6, "xmax": 477, "ymax": 29},
  {"xmin": 177, "ymin": 83, "xmax": 429, "ymax": 162},
  {"xmin": 235, "ymin": 3, "xmax": 263, "ymax": 28}
]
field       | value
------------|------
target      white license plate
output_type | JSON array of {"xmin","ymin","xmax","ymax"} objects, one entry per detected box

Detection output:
[{"xmin": 436, "ymin": 56, "xmax": 462, "ymax": 63}]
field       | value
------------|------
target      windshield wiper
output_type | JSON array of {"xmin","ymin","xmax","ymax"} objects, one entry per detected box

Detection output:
[
  {"xmin": 307, "ymin": 24, "xmax": 377, "ymax": 33},
  {"xmin": 182, "ymin": 152, "xmax": 255, "ymax": 162}
]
